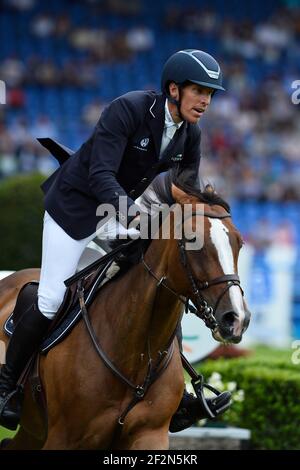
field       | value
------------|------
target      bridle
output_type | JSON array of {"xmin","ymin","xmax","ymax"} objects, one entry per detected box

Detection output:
[{"xmin": 142, "ymin": 210, "xmax": 244, "ymax": 333}]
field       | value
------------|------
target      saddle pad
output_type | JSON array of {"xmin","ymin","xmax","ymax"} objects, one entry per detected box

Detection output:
[{"xmin": 3, "ymin": 260, "xmax": 114, "ymax": 353}]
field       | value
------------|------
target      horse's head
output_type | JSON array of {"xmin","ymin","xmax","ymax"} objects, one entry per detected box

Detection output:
[
  {"xmin": 140, "ymin": 172, "xmax": 251, "ymax": 344},
  {"xmin": 168, "ymin": 182, "xmax": 251, "ymax": 344}
]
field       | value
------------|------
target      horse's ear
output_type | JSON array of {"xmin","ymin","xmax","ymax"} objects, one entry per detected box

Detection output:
[{"xmin": 204, "ymin": 183, "xmax": 216, "ymax": 194}]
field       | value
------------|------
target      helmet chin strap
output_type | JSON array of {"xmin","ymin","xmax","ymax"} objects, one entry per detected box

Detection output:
[{"xmin": 168, "ymin": 84, "xmax": 184, "ymax": 121}]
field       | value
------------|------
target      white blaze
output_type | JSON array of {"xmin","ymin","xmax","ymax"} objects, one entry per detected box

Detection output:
[{"xmin": 209, "ymin": 219, "xmax": 245, "ymax": 329}]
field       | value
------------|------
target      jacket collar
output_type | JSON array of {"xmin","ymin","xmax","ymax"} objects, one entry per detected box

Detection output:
[
  {"xmin": 147, "ymin": 93, "xmax": 187, "ymax": 158},
  {"xmin": 147, "ymin": 93, "xmax": 165, "ymax": 156}
]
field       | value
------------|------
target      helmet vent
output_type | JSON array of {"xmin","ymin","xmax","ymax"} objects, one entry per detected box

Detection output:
[{"xmin": 179, "ymin": 50, "xmax": 220, "ymax": 80}]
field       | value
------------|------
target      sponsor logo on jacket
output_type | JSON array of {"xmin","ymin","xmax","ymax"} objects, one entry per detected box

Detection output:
[
  {"xmin": 133, "ymin": 137, "xmax": 150, "ymax": 152},
  {"xmin": 171, "ymin": 154, "xmax": 183, "ymax": 161}
]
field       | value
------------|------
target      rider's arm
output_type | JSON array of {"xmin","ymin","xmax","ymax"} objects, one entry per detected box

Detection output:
[{"xmin": 88, "ymin": 97, "xmax": 139, "ymax": 227}]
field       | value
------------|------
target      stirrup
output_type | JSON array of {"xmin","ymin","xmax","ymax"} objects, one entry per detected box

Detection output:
[
  {"xmin": 191, "ymin": 373, "xmax": 232, "ymax": 418},
  {"xmin": 180, "ymin": 353, "xmax": 232, "ymax": 419},
  {"xmin": 0, "ymin": 388, "xmax": 18, "ymax": 410},
  {"xmin": 0, "ymin": 386, "xmax": 23, "ymax": 431},
  {"xmin": 169, "ymin": 376, "xmax": 232, "ymax": 433}
]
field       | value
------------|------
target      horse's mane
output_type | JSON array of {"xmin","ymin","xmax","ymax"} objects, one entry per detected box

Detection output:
[
  {"xmin": 109, "ymin": 170, "xmax": 230, "ymax": 267},
  {"xmin": 141, "ymin": 170, "xmax": 231, "ymax": 214}
]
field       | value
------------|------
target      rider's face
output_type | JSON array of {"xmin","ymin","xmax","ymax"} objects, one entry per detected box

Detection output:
[{"xmin": 169, "ymin": 83, "xmax": 213, "ymax": 124}]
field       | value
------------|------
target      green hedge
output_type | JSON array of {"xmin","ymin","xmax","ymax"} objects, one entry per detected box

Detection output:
[
  {"xmin": 199, "ymin": 350, "xmax": 300, "ymax": 450},
  {"xmin": 0, "ymin": 173, "xmax": 45, "ymax": 270}
]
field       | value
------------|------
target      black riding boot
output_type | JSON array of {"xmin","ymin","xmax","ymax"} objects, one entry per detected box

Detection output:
[
  {"xmin": 0, "ymin": 301, "xmax": 51, "ymax": 430},
  {"xmin": 169, "ymin": 324, "xmax": 232, "ymax": 433}
]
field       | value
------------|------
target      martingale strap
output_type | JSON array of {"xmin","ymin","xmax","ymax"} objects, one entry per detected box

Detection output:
[{"xmin": 77, "ymin": 278, "xmax": 177, "ymax": 429}]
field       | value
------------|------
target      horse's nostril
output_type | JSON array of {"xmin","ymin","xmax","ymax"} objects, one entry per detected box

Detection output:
[{"xmin": 221, "ymin": 311, "xmax": 236, "ymax": 329}]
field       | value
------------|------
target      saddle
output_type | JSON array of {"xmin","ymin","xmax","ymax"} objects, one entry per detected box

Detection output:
[{"xmin": 4, "ymin": 238, "xmax": 143, "ymax": 352}]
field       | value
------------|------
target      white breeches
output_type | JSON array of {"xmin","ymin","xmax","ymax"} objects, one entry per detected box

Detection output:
[{"xmin": 37, "ymin": 211, "xmax": 138, "ymax": 320}]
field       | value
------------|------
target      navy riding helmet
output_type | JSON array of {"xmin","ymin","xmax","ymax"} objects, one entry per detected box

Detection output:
[{"xmin": 161, "ymin": 49, "xmax": 225, "ymax": 96}]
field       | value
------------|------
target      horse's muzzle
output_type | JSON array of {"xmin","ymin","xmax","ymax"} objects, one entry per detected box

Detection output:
[
  {"xmin": 214, "ymin": 309, "xmax": 250, "ymax": 344},
  {"xmin": 213, "ymin": 328, "xmax": 242, "ymax": 344}
]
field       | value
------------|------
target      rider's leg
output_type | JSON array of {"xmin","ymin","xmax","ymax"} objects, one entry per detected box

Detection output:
[
  {"xmin": 38, "ymin": 211, "xmax": 96, "ymax": 320},
  {"xmin": 0, "ymin": 301, "xmax": 51, "ymax": 430},
  {"xmin": 0, "ymin": 212, "xmax": 95, "ymax": 430}
]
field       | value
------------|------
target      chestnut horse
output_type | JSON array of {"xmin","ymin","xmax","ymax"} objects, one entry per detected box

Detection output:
[{"xmin": 0, "ymin": 176, "xmax": 250, "ymax": 450}]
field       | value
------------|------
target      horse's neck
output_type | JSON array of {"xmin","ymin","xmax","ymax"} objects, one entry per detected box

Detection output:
[{"xmin": 92, "ymin": 240, "xmax": 182, "ymax": 368}]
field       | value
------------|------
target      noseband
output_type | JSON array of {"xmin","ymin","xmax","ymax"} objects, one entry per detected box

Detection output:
[{"xmin": 142, "ymin": 210, "xmax": 243, "ymax": 333}]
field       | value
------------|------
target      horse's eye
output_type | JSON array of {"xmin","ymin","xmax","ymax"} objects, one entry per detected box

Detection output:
[{"xmin": 184, "ymin": 236, "xmax": 203, "ymax": 251}]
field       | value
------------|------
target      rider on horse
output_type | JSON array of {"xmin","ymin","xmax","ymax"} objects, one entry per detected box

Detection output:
[{"xmin": 0, "ymin": 49, "xmax": 230, "ymax": 432}]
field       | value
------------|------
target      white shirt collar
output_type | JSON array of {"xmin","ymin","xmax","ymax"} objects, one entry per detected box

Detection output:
[{"xmin": 165, "ymin": 100, "xmax": 183, "ymax": 129}]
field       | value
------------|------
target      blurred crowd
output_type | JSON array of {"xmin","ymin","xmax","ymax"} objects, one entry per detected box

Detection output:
[{"xmin": 0, "ymin": 0, "xmax": 300, "ymax": 202}]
